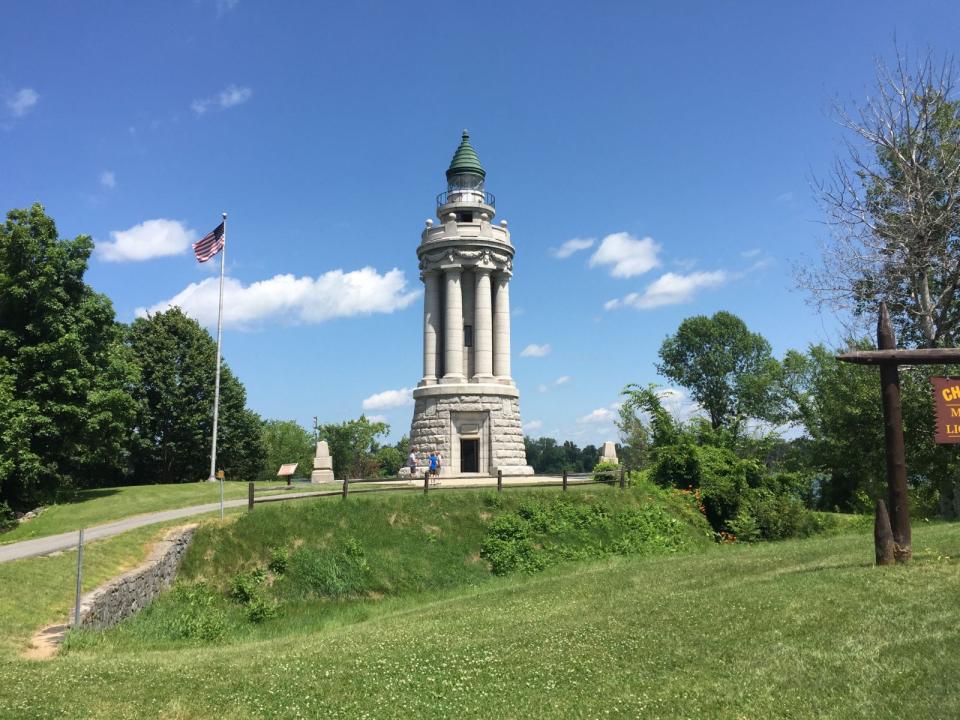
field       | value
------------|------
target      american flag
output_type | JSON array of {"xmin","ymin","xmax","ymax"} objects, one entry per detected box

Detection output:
[{"xmin": 193, "ymin": 221, "xmax": 225, "ymax": 262}]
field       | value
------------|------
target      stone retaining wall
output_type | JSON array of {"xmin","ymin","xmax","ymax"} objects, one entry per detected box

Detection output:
[{"xmin": 74, "ymin": 524, "xmax": 198, "ymax": 630}]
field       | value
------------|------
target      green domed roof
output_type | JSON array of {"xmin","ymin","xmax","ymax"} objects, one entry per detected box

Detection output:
[{"xmin": 446, "ymin": 130, "xmax": 485, "ymax": 179}]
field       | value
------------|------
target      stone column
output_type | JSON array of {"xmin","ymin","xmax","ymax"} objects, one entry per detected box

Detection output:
[
  {"xmin": 493, "ymin": 273, "xmax": 511, "ymax": 380},
  {"xmin": 462, "ymin": 270, "xmax": 475, "ymax": 379},
  {"xmin": 422, "ymin": 271, "xmax": 440, "ymax": 384},
  {"xmin": 442, "ymin": 268, "xmax": 464, "ymax": 381},
  {"xmin": 474, "ymin": 268, "xmax": 494, "ymax": 380}
]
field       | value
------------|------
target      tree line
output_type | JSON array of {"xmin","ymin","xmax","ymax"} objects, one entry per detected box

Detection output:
[{"xmin": 0, "ymin": 204, "xmax": 265, "ymax": 510}]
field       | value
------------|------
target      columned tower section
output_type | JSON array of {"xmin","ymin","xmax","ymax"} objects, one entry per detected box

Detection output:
[{"xmin": 410, "ymin": 131, "xmax": 533, "ymax": 477}]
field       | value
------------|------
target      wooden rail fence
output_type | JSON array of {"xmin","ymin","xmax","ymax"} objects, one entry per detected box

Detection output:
[{"xmin": 246, "ymin": 466, "xmax": 628, "ymax": 511}]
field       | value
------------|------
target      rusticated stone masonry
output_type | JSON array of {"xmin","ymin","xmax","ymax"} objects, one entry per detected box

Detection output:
[
  {"xmin": 73, "ymin": 524, "xmax": 198, "ymax": 630},
  {"xmin": 409, "ymin": 394, "xmax": 528, "ymax": 471}
]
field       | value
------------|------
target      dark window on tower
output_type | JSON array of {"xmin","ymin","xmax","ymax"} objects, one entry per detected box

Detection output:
[
  {"xmin": 456, "ymin": 212, "xmax": 473, "ymax": 223},
  {"xmin": 464, "ymin": 325, "xmax": 473, "ymax": 347}
]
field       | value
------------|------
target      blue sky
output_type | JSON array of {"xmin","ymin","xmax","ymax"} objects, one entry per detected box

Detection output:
[{"xmin": 3, "ymin": 1, "xmax": 958, "ymax": 445}]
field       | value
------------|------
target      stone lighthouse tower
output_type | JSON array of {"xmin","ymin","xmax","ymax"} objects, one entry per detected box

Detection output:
[{"xmin": 409, "ymin": 131, "xmax": 533, "ymax": 477}]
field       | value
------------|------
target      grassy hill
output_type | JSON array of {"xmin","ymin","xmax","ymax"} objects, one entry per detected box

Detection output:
[
  {"xmin": 67, "ymin": 481, "xmax": 714, "ymax": 649},
  {"xmin": 0, "ymin": 484, "xmax": 957, "ymax": 719}
]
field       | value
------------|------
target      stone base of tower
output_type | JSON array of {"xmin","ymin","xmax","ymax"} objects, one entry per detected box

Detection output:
[{"xmin": 409, "ymin": 383, "xmax": 533, "ymax": 477}]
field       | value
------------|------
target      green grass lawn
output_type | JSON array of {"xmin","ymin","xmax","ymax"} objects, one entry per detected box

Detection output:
[
  {"xmin": 0, "ymin": 519, "xmax": 956, "ymax": 718},
  {"xmin": 0, "ymin": 480, "xmax": 293, "ymax": 544},
  {"xmin": 0, "ymin": 479, "xmax": 956, "ymax": 719}
]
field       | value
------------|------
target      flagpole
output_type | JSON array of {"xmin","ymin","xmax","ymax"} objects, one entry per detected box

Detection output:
[{"xmin": 208, "ymin": 212, "xmax": 227, "ymax": 521}]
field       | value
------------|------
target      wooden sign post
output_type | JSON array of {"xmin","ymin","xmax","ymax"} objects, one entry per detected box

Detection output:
[{"xmin": 838, "ymin": 302, "xmax": 960, "ymax": 564}]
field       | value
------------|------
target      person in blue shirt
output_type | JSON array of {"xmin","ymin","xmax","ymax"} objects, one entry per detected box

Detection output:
[{"xmin": 428, "ymin": 451, "xmax": 438, "ymax": 477}]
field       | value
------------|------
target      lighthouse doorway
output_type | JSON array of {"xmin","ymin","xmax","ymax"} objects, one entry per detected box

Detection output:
[{"xmin": 460, "ymin": 438, "xmax": 479, "ymax": 473}]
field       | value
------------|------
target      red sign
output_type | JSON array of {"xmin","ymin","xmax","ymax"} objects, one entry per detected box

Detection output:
[{"xmin": 931, "ymin": 377, "xmax": 960, "ymax": 444}]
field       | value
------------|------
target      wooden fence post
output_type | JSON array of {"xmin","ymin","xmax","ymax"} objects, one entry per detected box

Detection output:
[
  {"xmin": 562, "ymin": 469, "xmax": 568, "ymax": 492},
  {"xmin": 619, "ymin": 466, "xmax": 625, "ymax": 490},
  {"xmin": 424, "ymin": 471, "xmax": 430, "ymax": 495},
  {"xmin": 247, "ymin": 482, "xmax": 254, "ymax": 511},
  {"xmin": 342, "ymin": 475, "xmax": 349, "ymax": 500},
  {"xmin": 74, "ymin": 528, "xmax": 84, "ymax": 627},
  {"xmin": 497, "ymin": 469, "xmax": 503, "ymax": 493}
]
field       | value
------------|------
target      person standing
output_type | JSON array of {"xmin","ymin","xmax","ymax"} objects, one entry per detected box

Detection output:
[
  {"xmin": 435, "ymin": 450, "xmax": 443, "ymax": 476},
  {"xmin": 407, "ymin": 447, "xmax": 418, "ymax": 477},
  {"xmin": 429, "ymin": 450, "xmax": 438, "ymax": 478}
]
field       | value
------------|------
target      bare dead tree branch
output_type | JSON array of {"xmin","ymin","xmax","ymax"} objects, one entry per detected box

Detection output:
[{"xmin": 798, "ymin": 47, "xmax": 960, "ymax": 347}]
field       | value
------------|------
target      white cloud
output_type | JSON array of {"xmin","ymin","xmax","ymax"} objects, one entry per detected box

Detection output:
[
  {"xmin": 96, "ymin": 219, "xmax": 195, "ymax": 262},
  {"xmin": 740, "ymin": 248, "xmax": 762, "ymax": 259},
  {"xmin": 99, "ymin": 170, "xmax": 116, "ymax": 189},
  {"xmin": 551, "ymin": 237, "xmax": 595, "ymax": 259},
  {"xmin": 578, "ymin": 407, "xmax": 615, "ymax": 424},
  {"xmin": 520, "ymin": 343, "xmax": 551, "ymax": 358},
  {"xmin": 136, "ymin": 266, "xmax": 420, "ymax": 329},
  {"xmin": 588, "ymin": 232, "xmax": 660, "ymax": 278},
  {"xmin": 538, "ymin": 384, "xmax": 548, "ymax": 393},
  {"xmin": 362, "ymin": 387, "xmax": 414, "ymax": 411},
  {"xmin": 522, "ymin": 419, "xmax": 543, "ymax": 432},
  {"xmin": 192, "ymin": 84, "xmax": 253, "ymax": 115},
  {"xmin": 554, "ymin": 375, "xmax": 571, "ymax": 385},
  {"xmin": 605, "ymin": 270, "xmax": 728, "ymax": 311},
  {"xmin": 7, "ymin": 88, "xmax": 38, "ymax": 117},
  {"xmin": 366, "ymin": 414, "xmax": 388, "ymax": 424}
]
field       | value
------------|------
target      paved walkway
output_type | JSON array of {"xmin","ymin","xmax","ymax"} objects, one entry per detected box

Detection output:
[
  {"xmin": 0, "ymin": 491, "xmax": 326, "ymax": 564},
  {"xmin": 0, "ymin": 474, "xmax": 591, "ymax": 564}
]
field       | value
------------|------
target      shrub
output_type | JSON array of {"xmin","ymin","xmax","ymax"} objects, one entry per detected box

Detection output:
[
  {"xmin": 246, "ymin": 595, "xmax": 280, "ymax": 623},
  {"xmin": 651, "ymin": 443, "xmax": 754, "ymax": 532},
  {"xmin": 592, "ymin": 461, "xmax": 620, "ymax": 484},
  {"xmin": 268, "ymin": 546, "xmax": 289, "ymax": 575},
  {"xmin": 727, "ymin": 508, "xmax": 761, "ymax": 542},
  {"xmin": 731, "ymin": 488, "xmax": 826, "ymax": 542},
  {"xmin": 651, "ymin": 444, "xmax": 699, "ymax": 488},
  {"xmin": 230, "ymin": 568, "xmax": 267, "ymax": 604},
  {"xmin": 0, "ymin": 501, "xmax": 15, "ymax": 532},
  {"xmin": 695, "ymin": 446, "xmax": 750, "ymax": 532},
  {"xmin": 480, "ymin": 514, "xmax": 543, "ymax": 575}
]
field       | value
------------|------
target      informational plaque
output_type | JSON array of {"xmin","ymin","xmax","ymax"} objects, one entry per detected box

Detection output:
[
  {"xmin": 276, "ymin": 463, "xmax": 299, "ymax": 477},
  {"xmin": 931, "ymin": 377, "xmax": 960, "ymax": 444}
]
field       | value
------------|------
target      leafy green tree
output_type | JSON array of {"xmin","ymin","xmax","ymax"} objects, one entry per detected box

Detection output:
[
  {"xmin": 522, "ymin": 437, "xmax": 599, "ymax": 473},
  {"xmin": 621, "ymin": 384, "xmax": 682, "ymax": 449},
  {"xmin": 615, "ymin": 401, "xmax": 651, "ymax": 469},
  {"xmin": 317, "ymin": 416, "xmax": 389, "ymax": 479},
  {"xmin": 260, "ymin": 419, "xmax": 314, "ymax": 481},
  {"xmin": 374, "ymin": 446, "xmax": 404, "ymax": 476},
  {"xmin": 657, "ymin": 312, "xmax": 781, "ymax": 434},
  {"xmin": 0, "ymin": 204, "xmax": 139, "ymax": 508},
  {"xmin": 782, "ymin": 343, "xmax": 957, "ymax": 514},
  {"xmin": 128, "ymin": 308, "xmax": 264, "ymax": 484},
  {"xmin": 578, "ymin": 444, "xmax": 600, "ymax": 472}
]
